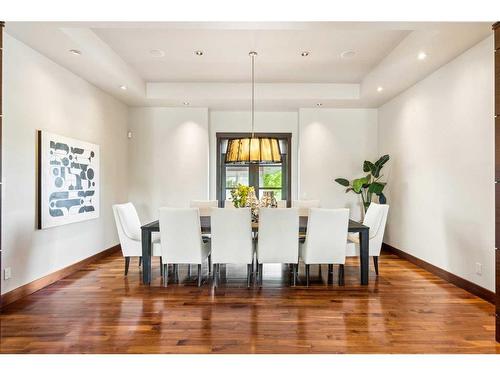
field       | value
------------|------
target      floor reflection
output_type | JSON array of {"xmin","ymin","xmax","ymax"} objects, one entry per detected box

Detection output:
[{"xmin": 1, "ymin": 253, "xmax": 499, "ymax": 354}]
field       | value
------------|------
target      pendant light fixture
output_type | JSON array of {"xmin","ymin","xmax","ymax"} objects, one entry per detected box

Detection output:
[{"xmin": 225, "ymin": 52, "xmax": 282, "ymax": 164}]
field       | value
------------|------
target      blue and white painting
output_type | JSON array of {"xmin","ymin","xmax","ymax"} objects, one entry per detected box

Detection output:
[{"xmin": 39, "ymin": 131, "xmax": 100, "ymax": 228}]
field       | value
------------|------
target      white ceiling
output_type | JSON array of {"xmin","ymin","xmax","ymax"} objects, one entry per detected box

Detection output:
[
  {"xmin": 93, "ymin": 26, "xmax": 409, "ymax": 83},
  {"xmin": 5, "ymin": 22, "xmax": 493, "ymax": 110}
]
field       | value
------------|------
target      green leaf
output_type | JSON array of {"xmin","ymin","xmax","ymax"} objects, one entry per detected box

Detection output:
[
  {"xmin": 363, "ymin": 161, "xmax": 374, "ymax": 173},
  {"xmin": 372, "ymin": 155, "xmax": 390, "ymax": 178},
  {"xmin": 352, "ymin": 176, "xmax": 369, "ymax": 193},
  {"xmin": 368, "ymin": 182, "xmax": 386, "ymax": 194},
  {"xmin": 374, "ymin": 154, "xmax": 390, "ymax": 168},
  {"xmin": 362, "ymin": 174, "xmax": 371, "ymax": 188},
  {"xmin": 335, "ymin": 178, "xmax": 350, "ymax": 187},
  {"xmin": 372, "ymin": 163, "xmax": 382, "ymax": 178}
]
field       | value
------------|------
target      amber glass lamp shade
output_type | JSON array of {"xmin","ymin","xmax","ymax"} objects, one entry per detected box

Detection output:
[{"xmin": 225, "ymin": 137, "xmax": 282, "ymax": 164}]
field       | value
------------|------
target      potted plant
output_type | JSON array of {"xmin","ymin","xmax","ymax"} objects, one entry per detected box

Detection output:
[{"xmin": 334, "ymin": 154, "xmax": 390, "ymax": 213}]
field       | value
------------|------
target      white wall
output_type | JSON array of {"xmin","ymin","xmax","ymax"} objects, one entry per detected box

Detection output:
[
  {"xmin": 127, "ymin": 107, "xmax": 209, "ymax": 222},
  {"xmin": 3, "ymin": 31, "xmax": 494, "ymax": 295},
  {"xmin": 299, "ymin": 108, "xmax": 379, "ymax": 220},
  {"xmin": 2, "ymin": 34, "xmax": 129, "ymax": 294},
  {"xmin": 378, "ymin": 36, "xmax": 495, "ymax": 291},
  {"xmin": 209, "ymin": 111, "xmax": 298, "ymax": 200}
]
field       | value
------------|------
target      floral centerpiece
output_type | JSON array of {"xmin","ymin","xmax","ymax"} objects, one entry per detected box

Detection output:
[
  {"xmin": 230, "ymin": 184, "xmax": 260, "ymax": 222},
  {"xmin": 229, "ymin": 184, "xmax": 251, "ymax": 208}
]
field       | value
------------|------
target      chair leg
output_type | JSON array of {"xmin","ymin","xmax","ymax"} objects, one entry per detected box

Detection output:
[
  {"xmin": 296, "ymin": 263, "xmax": 300, "ymax": 286},
  {"xmin": 338, "ymin": 264, "xmax": 345, "ymax": 286},
  {"xmin": 208, "ymin": 254, "xmax": 212, "ymax": 274},
  {"xmin": 247, "ymin": 264, "xmax": 252, "ymax": 288},
  {"xmin": 217, "ymin": 264, "xmax": 221, "ymax": 287},
  {"xmin": 213, "ymin": 263, "xmax": 216, "ymax": 288},
  {"xmin": 253, "ymin": 259, "xmax": 258, "ymax": 284},
  {"xmin": 163, "ymin": 264, "xmax": 168, "ymax": 287},
  {"xmin": 139, "ymin": 256, "xmax": 142, "ymax": 267},
  {"xmin": 328, "ymin": 264, "xmax": 333, "ymax": 285},
  {"xmin": 259, "ymin": 263, "xmax": 263, "ymax": 286},
  {"xmin": 256, "ymin": 263, "xmax": 259, "ymax": 286},
  {"xmin": 373, "ymin": 256, "xmax": 379, "ymax": 275},
  {"xmin": 124, "ymin": 257, "xmax": 130, "ymax": 276},
  {"xmin": 214, "ymin": 264, "xmax": 218, "ymax": 288},
  {"xmin": 293, "ymin": 263, "xmax": 297, "ymax": 286},
  {"xmin": 160, "ymin": 257, "xmax": 163, "ymax": 276},
  {"xmin": 305, "ymin": 264, "xmax": 310, "ymax": 287},
  {"xmin": 188, "ymin": 264, "xmax": 192, "ymax": 278},
  {"xmin": 198, "ymin": 264, "xmax": 202, "ymax": 287},
  {"xmin": 174, "ymin": 264, "xmax": 179, "ymax": 283}
]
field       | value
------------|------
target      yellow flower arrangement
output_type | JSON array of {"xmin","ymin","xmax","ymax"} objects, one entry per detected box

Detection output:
[{"xmin": 230, "ymin": 184, "xmax": 252, "ymax": 208}]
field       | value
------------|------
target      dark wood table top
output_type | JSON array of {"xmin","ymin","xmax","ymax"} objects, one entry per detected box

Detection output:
[{"xmin": 142, "ymin": 216, "xmax": 368, "ymax": 233}]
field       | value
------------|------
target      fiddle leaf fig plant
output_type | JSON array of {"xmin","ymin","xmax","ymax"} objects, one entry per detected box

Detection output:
[{"xmin": 335, "ymin": 154, "xmax": 390, "ymax": 213}]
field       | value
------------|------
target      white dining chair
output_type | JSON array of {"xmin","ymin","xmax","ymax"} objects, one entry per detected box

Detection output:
[
  {"xmin": 257, "ymin": 208, "xmax": 300, "ymax": 286},
  {"xmin": 224, "ymin": 199, "xmax": 236, "ymax": 209},
  {"xmin": 292, "ymin": 199, "xmax": 320, "ymax": 216},
  {"xmin": 159, "ymin": 208, "xmax": 210, "ymax": 287},
  {"xmin": 188, "ymin": 200, "xmax": 218, "ymax": 276},
  {"xmin": 210, "ymin": 207, "xmax": 253, "ymax": 287},
  {"xmin": 299, "ymin": 208, "xmax": 349, "ymax": 286},
  {"xmin": 277, "ymin": 200, "xmax": 287, "ymax": 208},
  {"xmin": 346, "ymin": 203, "xmax": 389, "ymax": 275},
  {"xmin": 112, "ymin": 202, "xmax": 162, "ymax": 275},
  {"xmin": 190, "ymin": 200, "xmax": 219, "ymax": 216}
]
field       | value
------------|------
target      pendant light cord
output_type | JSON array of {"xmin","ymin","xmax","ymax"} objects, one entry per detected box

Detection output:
[{"xmin": 251, "ymin": 52, "xmax": 255, "ymax": 138}]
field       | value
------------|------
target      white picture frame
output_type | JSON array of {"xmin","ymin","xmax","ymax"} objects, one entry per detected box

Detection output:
[{"xmin": 38, "ymin": 131, "xmax": 100, "ymax": 229}]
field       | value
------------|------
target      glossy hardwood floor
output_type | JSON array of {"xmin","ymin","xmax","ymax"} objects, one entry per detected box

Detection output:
[{"xmin": 1, "ymin": 251, "xmax": 499, "ymax": 354}]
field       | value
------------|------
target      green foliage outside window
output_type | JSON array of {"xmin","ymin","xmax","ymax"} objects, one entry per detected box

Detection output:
[{"xmin": 262, "ymin": 169, "xmax": 282, "ymax": 188}]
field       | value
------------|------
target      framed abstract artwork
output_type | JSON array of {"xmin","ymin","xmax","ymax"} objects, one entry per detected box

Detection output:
[{"xmin": 37, "ymin": 131, "xmax": 100, "ymax": 229}]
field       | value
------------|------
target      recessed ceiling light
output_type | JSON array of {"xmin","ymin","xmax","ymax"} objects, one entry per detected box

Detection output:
[
  {"xmin": 377, "ymin": 86, "xmax": 384, "ymax": 93},
  {"xmin": 418, "ymin": 51, "xmax": 427, "ymax": 60},
  {"xmin": 316, "ymin": 103, "xmax": 323, "ymax": 107},
  {"xmin": 119, "ymin": 85, "xmax": 127, "ymax": 91},
  {"xmin": 195, "ymin": 50, "xmax": 204, "ymax": 56},
  {"xmin": 150, "ymin": 48, "xmax": 165, "ymax": 57},
  {"xmin": 69, "ymin": 49, "xmax": 81, "ymax": 56},
  {"xmin": 183, "ymin": 102, "xmax": 190, "ymax": 106},
  {"xmin": 301, "ymin": 51, "xmax": 310, "ymax": 57},
  {"xmin": 340, "ymin": 50, "xmax": 356, "ymax": 59}
]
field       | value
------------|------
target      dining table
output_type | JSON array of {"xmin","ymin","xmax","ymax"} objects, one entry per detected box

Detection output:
[{"xmin": 140, "ymin": 216, "xmax": 370, "ymax": 285}]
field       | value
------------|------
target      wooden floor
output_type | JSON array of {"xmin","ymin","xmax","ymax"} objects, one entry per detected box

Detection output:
[{"xmin": 1, "ymin": 251, "xmax": 499, "ymax": 354}]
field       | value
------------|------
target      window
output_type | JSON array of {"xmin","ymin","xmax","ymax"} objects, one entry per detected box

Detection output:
[
  {"xmin": 259, "ymin": 164, "xmax": 283, "ymax": 201},
  {"xmin": 224, "ymin": 165, "xmax": 249, "ymax": 199},
  {"xmin": 217, "ymin": 133, "xmax": 291, "ymax": 206}
]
